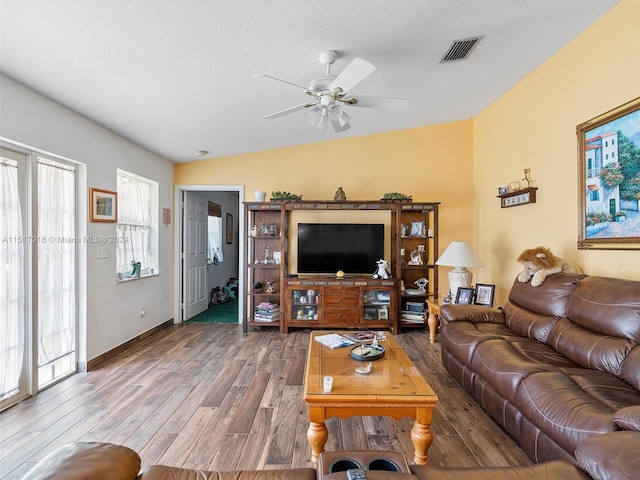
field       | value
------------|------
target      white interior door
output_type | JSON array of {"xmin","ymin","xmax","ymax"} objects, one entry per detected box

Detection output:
[{"xmin": 183, "ymin": 192, "xmax": 208, "ymax": 320}]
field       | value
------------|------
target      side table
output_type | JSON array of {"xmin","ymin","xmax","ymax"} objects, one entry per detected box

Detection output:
[{"xmin": 425, "ymin": 300, "xmax": 441, "ymax": 343}]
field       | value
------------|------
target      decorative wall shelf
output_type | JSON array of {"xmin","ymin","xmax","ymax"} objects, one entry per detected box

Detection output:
[{"xmin": 497, "ymin": 187, "xmax": 538, "ymax": 208}]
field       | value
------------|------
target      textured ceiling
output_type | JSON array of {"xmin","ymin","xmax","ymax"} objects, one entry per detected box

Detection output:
[{"xmin": 0, "ymin": 0, "xmax": 619, "ymax": 163}]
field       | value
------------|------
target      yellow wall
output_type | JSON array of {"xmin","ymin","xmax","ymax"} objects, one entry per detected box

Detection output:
[
  {"xmin": 474, "ymin": 0, "xmax": 640, "ymax": 304},
  {"xmin": 176, "ymin": 0, "xmax": 640, "ymax": 306},
  {"xmin": 175, "ymin": 120, "xmax": 475, "ymax": 297}
]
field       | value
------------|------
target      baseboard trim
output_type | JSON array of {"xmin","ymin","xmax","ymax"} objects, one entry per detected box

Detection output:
[{"xmin": 80, "ymin": 318, "xmax": 174, "ymax": 372}]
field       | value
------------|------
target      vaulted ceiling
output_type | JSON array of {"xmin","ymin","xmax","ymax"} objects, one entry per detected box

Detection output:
[{"xmin": 0, "ymin": 0, "xmax": 619, "ymax": 162}]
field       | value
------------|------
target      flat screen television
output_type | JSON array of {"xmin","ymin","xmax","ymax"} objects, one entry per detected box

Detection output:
[{"xmin": 297, "ymin": 223, "xmax": 385, "ymax": 275}]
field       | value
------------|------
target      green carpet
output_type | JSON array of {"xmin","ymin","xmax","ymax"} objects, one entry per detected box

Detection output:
[{"xmin": 188, "ymin": 299, "xmax": 239, "ymax": 323}]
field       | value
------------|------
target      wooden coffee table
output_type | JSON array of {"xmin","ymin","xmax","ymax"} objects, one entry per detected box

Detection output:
[{"xmin": 303, "ymin": 331, "xmax": 439, "ymax": 465}]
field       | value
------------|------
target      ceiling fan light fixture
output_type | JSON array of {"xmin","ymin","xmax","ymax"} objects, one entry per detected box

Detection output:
[
  {"xmin": 317, "ymin": 114, "xmax": 329, "ymax": 130},
  {"xmin": 304, "ymin": 106, "xmax": 320, "ymax": 126}
]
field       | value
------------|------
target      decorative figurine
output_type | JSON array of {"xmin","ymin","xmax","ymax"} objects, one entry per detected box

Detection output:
[
  {"xmin": 355, "ymin": 362, "xmax": 373, "ymax": 375},
  {"xmin": 408, "ymin": 250, "xmax": 423, "ymax": 265},
  {"xmin": 334, "ymin": 186, "xmax": 347, "ymax": 201},
  {"xmin": 401, "ymin": 224, "xmax": 409, "ymax": 237},
  {"xmin": 266, "ymin": 280, "xmax": 278, "ymax": 293},
  {"xmin": 372, "ymin": 259, "xmax": 391, "ymax": 279},
  {"xmin": 414, "ymin": 277, "xmax": 428, "ymax": 293}
]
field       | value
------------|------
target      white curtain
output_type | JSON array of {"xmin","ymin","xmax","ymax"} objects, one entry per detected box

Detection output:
[
  {"xmin": 116, "ymin": 173, "xmax": 152, "ymax": 273},
  {"xmin": 208, "ymin": 216, "xmax": 223, "ymax": 263},
  {"xmin": 37, "ymin": 158, "xmax": 76, "ymax": 370},
  {"xmin": 0, "ymin": 159, "xmax": 25, "ymax": 400}
]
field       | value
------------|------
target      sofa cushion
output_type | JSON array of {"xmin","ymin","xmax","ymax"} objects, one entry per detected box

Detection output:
[
  {"xmin": 138, "ymin": 465, "xmax": 316, "ymax": 480},
  {"xmin": 508, "ymin": 273, "xmax": 584, "ymax": 318},
  {"xmin": 567, "ymin": 370, "xmax": 640, "ymax": 411},
  {"xmin": 516, "ymin": 371, "xmax": 616, "ymax": 453},
  {"xmin": 575, "ymin": 431, "xmax": 640, "ymax": 480},
  {"xmin": 471, "ymin": 339, "xmax": 557, "ymax": 403},
  {"xmin": 546, "ymin": 318, "xmax": 636, "ymax": 376},
  {"xmin": 567, "ymin": 276, "xmax": 640, "ymax": 341},
  {"xmin": 502, "ymin": 303, "xmax": 560, "ymax": 343},
  {"xmin": 20, "ymin": 442, "xmax": 140, "ymax": 480},
  {"xmin": 440, "ymin": 321, "xmax": 507, "ymax": 366},
  {"xmin": 507, "ymin": 338, "xmax": 579, "ymax": 369}
]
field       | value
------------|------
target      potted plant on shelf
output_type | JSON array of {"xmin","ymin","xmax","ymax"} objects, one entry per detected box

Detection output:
[
  {"xmin": 381, "ymin": 192, "xmax": 412, "ymax": 203},
  {"xmin": 270, "ymin": 191, "xmax": 302, "ymax": 202}
]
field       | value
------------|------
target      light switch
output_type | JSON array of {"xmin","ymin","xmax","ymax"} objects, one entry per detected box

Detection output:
[{"xmin": 97, "ymin": 246, "xmax": 108, "ymax": 258}]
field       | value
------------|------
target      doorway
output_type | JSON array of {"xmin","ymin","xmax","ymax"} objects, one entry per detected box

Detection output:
[{"xmin": 174, "ymin": 185, "xmax": 244, "ymax": 324}]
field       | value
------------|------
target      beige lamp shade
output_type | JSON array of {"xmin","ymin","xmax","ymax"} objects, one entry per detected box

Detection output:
[{"xmin": 435, "ymin": 241, "xmax": 484, "ymax": 302}]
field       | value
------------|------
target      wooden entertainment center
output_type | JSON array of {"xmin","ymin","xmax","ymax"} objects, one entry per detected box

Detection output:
[{"xmin": 243, "ymin": 200, "xmax": 440, "ymax": 333}]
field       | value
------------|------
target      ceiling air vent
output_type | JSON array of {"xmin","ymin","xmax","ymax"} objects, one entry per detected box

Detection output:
[{"xmin": 440, "ymin": 36, "xmax": 483, "ymax": 63}]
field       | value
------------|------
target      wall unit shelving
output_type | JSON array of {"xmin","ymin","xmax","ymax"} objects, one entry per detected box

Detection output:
[{"xmin": 243, "ymin": 200, "xmax": 440, "ymax": 333}]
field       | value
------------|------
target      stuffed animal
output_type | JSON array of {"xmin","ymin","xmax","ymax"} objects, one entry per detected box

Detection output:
[
  {"xmin": 372, "ymin": 259, "xmax": 391, "ymax": 279},
  {"xmin": 516, "ymin": 246, "xmax": 581, "ymax": 287}
]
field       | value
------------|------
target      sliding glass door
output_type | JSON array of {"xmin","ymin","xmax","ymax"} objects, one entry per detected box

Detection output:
[
  {"xmin": 37, "ymin": 157, "xmax": 77, "ymax": 388},
  {"xmin": 0, "ymin": 143, "xmax": 78, "ymax": 410}
]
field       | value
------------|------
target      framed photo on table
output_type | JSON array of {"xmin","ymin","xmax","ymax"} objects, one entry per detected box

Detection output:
[
  {"xmin": 474, "ymin": 284, "xmax": 495, "ymax": 307},
  {"xmin": 455, "ymin": 287, "xmax": 474, "ymax": 305}
]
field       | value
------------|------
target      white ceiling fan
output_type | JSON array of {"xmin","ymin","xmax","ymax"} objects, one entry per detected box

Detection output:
[{"xmin": 254, "ymin": 50, "xmax": 409, "ymax": 132}]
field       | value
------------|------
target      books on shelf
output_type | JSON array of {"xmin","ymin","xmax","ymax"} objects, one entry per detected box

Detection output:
[
  {"xmin": 254, "ymin": 302, "xmax": 280, "ymax": 322},
  {"xmin": 401, "ymin": 311, "xmax": 426, "ymax": 323},
  {"xmin": 314, "ymin": 333, "xmax": 355, "ymax": 349}
]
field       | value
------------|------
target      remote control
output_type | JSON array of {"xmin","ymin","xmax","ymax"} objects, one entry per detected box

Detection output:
[
  {"xmin": 323, "ymin": 376, "xmax": 333, "ymax": 393},
  {"xmin": 346, "ymin": 468, "xmax": 367, "ymax": 480}
]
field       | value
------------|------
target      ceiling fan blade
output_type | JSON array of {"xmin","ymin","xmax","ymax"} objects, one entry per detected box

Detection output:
[
  {"xmin": 346, "ymin": 95, "xmax": 409, "ymax": 111},
  {"xmin": 253, "ymin": 74, "xmax": 312, "ymax": 94},
  {"xmin": 263, "ymin": 102, "xmax": 317, "ymax": 119},
  {"xmin": 329, "ymin": 57, "xmax": 376, "ymax": 94}
]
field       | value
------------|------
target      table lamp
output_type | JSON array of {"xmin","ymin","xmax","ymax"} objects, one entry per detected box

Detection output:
[{"xmin": 435, "ymin": 241, "xmax": 484, "ymax": 302}]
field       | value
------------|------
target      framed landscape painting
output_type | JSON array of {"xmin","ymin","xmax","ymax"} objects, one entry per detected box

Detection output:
[
  {"xmin": 89, "ymin": 187, "xmax": 117, "ymax": 222},
  {"xmin": 577, "ymin": 97, "xmax": 640, "ymax": 250}
]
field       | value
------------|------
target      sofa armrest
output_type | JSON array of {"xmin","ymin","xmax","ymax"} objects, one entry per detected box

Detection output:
[
  {"xmin": 21, "ymin": 442, "xmax": 140, "ymax": 480},
  {"xmin": 575, "ymin": 431, "xmax": 640, "ymax": 480},
  {"xmin": 439, "ymin": 305, "xmax": 505, "ymax": 325},
  {"xmin": 614, "ymin": 405, "xmax": 640, "ymax": 431}
]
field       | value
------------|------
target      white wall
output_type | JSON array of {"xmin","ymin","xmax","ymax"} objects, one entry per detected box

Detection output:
[{"xmin": 0, "ymin": 74, "xmax": 174, "ymax": 364}]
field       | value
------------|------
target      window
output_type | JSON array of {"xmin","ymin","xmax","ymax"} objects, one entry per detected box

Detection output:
[
  {"xmin": 207, "ymin": 201, "xmax": 223, "ymax": 264},
  {"xmin": 116, "ymin": 170, "xmax": 158, "ymax": 279}
]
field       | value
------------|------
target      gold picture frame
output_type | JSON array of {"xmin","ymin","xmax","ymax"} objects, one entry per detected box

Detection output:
[
  {"xmin": 577, "ymin": 97, "xmax": 640, "ymax": 250},
  {"xmin": 89, "ymin": 187, "xmax": 117, "ymax": 222}
]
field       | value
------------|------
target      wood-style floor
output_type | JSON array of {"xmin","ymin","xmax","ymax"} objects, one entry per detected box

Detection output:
[{"xmin": 0, "ymin": 324, "xmax": 531, "ymax": 479}]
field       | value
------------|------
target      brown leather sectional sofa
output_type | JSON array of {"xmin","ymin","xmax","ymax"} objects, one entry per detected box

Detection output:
[
  {"xmin": 439, "ymin": 273, "xmax": 640, "ymax": 466},
  {"xmin": 19, "ymin": 436, "xmax": 640, "ymax": 479}
]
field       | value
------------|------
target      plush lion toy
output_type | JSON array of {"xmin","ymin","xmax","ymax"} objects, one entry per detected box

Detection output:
[{"xmin": 517, "ymin": 246, "xmax": 581, "ymax": 287}]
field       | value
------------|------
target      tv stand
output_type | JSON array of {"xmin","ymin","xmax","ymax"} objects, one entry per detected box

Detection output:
[
  {"xmin": 243, "ymin": 200, "xmax": 440, "ymax": 334},
  {"xmin": 282, "ymin": 276, "xmax": 398, "ymax": 333}
]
